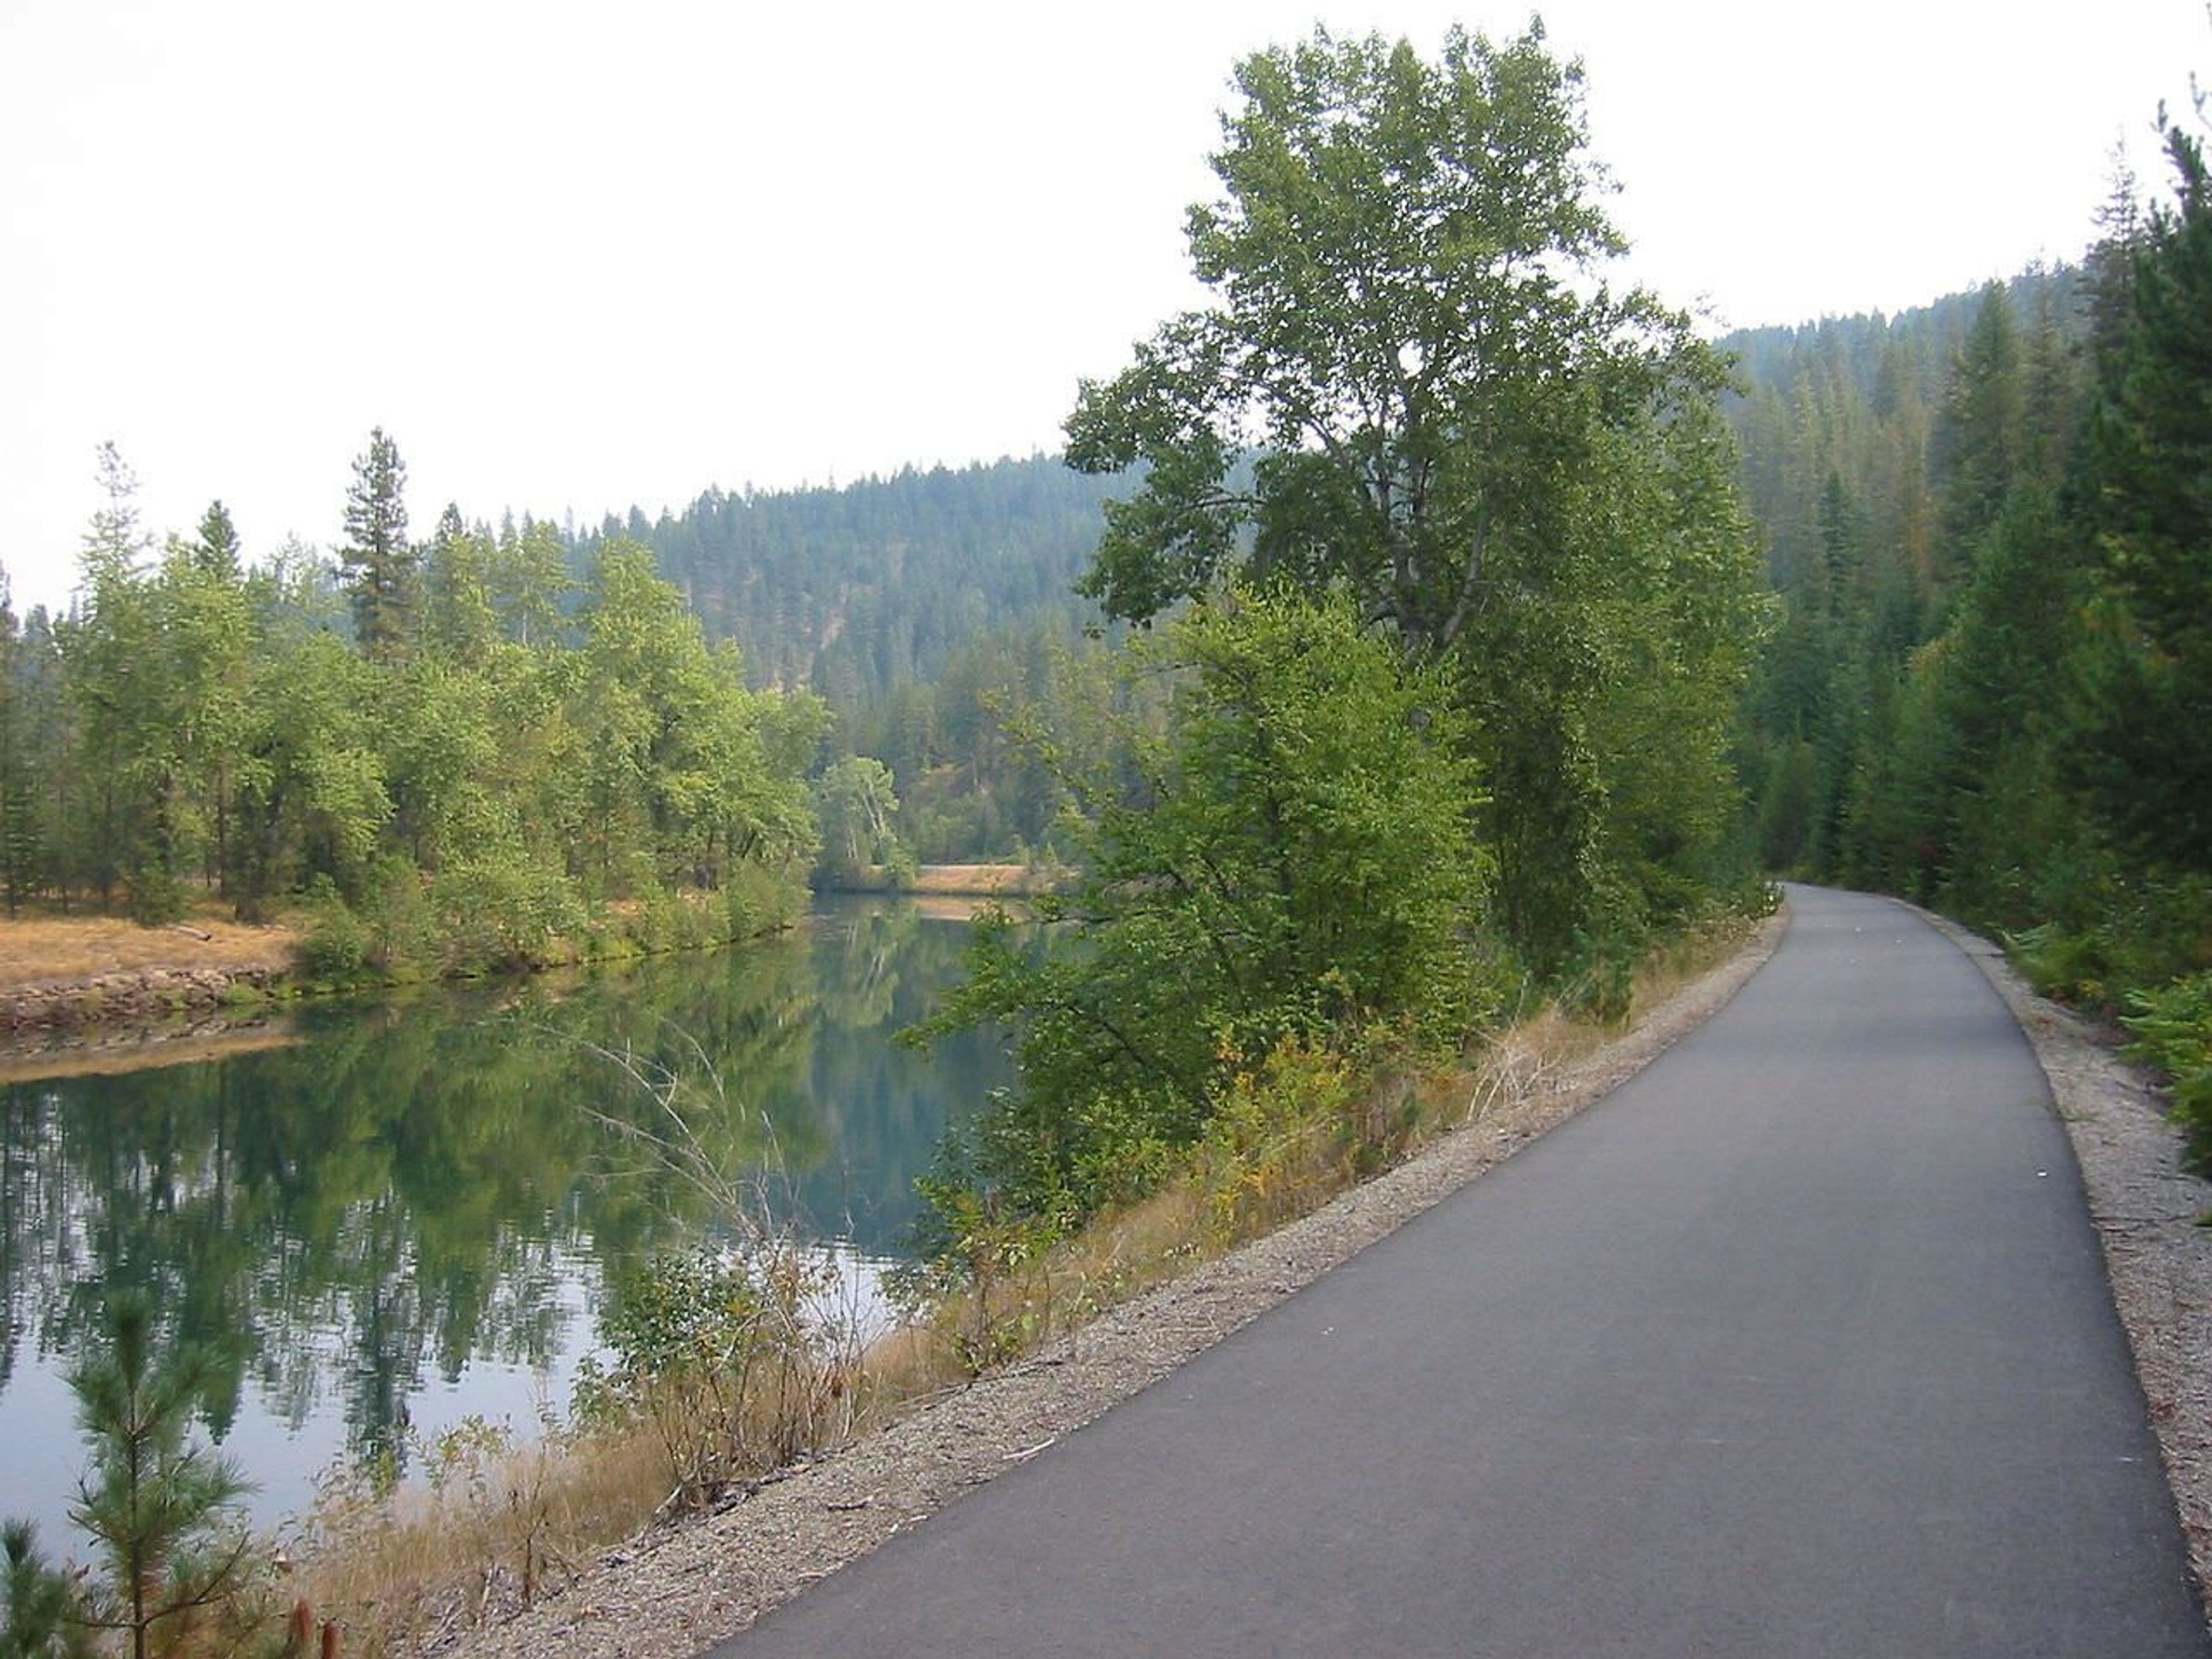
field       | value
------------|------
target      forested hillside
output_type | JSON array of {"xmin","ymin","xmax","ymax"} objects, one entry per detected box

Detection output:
[
  {"xmin": 1726, "ymin": 119, "xmax": 2211, "ymax": 1149},
  {"xmin": 577, "ymin": 456, "xmax": 1122, "ymax": 867},
  {"xmin": 579, "ymin": 456, "xmax": 1116, "ymax": 702}
]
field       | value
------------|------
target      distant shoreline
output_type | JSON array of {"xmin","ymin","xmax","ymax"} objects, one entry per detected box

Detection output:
[{"xmin": 821, "ymin": 862, "xmax": 1066, "ymax": 897}]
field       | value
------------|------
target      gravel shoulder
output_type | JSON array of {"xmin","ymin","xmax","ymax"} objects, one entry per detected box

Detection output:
[
  {"xmin": 1914, "ymin": 902, "xmax": 2212, "ymax": 1626},
  {"xmin": 450, "ymin": 910, "xmax": 1790, "ymax": 1659}
]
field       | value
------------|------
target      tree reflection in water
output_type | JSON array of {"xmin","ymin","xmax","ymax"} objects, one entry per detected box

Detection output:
[{"xmin": 0, "ymin": 897, "xmax": 1008, "ymax": 1536}]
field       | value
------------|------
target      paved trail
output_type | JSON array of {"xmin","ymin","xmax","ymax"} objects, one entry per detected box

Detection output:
[{"xmin": 710, "ymin": 887, "xmax": 2209, "ymax": 1656}]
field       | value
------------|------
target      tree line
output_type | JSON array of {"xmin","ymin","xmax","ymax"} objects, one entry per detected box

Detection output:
[
  {"xmin": 0, "ymin": 435, "xmax": 827, "ymax": 976},
  {"xmin": 1729, "ymin": 102, "xmax": 2211, "ymax": 1148}
]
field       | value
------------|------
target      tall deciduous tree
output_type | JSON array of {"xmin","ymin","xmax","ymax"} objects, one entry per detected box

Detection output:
[
  {"xmin": 1063, "ymin": 24, "xmax": 1757, "ymax": 970},
  {"xmin": 341, "ymin": 427, "xmax": 418, "ymax": 661}
]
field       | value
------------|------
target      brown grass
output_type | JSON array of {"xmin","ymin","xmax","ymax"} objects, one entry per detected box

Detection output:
[
  {"xmin": 293, "ymin": 1421, "xmax": 672, "ymax": 1655},
  {"xmin": 0, "ymin": 903, "xmax": 296, "ymax": 990},
  {"xmin": 903, "ymin": 864, "xmax": 1065, "ymax": 896}
]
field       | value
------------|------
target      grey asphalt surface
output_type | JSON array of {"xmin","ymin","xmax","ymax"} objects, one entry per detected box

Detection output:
[{"xmin": 709, "ymin": 885, "xmax": 2209, "ymax": 1656}]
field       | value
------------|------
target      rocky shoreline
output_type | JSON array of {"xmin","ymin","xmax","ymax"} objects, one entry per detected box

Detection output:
[{"xmin": 0, "ymin": 963, "xmax": 287, "ymax": 1042}]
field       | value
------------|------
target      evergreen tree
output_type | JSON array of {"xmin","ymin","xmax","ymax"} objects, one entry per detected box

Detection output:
[
  {"xmin": 2075, "ymin": 124, "xmax": 2212, "ymax": 870},
  {"xmin": 340, "ymin": 427, "xmax": 418, "ymax": 661},
  {"xmin": 67, "ymin": 1293, "xmax": 255, "ymax": 1659},
  {"xmin": 0, "ymin": 1522, "xmax": 91, "ymax": 1659},
  {"xmin": 190, "ymin": 501, "xmax": 241, "ymax": 582},
  {"xmin": 0, "ymin": 569, "xmax": 34, "ymax": 915},
  {"xmin": 1936, "ymin": 283, "xmax": 2025, "ymax": 563},
  {"xmin": 423, "ymin": 503, "xmax": 497, "ymax": 666}
]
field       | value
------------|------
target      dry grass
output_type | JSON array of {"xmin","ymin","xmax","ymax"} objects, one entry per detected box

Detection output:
[
  {"xmin": 903, "ymin": 864, "xmax": 1064, "ymax": 896},
  {"xmin": 290, "ymin": 1420, "xmax": 671, "ymax": 1656},
  {"xmin": 0, "ymin": 903, "xmax": 296, "ymax": 988}
]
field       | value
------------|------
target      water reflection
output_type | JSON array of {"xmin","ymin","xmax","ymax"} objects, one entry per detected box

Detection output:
[{"xmin": 0, "ymin": 898, "xmax": 1002, "ymax": 1539}]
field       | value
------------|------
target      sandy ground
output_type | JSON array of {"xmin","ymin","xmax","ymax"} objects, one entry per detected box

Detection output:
[{"xmin": 448, "ymin": 911, "xmax": 1793, "ymax": 1659}]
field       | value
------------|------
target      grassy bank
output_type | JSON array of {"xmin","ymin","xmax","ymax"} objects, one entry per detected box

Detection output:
[{"xmin": 0, "ymin": 868, "xmax": 817, "ymax": 1042}]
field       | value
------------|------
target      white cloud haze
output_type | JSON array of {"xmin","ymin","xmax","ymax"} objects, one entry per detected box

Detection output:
[{"xmin": 2, "ymin": 0, "xmax": 2202, "ymax": 612}]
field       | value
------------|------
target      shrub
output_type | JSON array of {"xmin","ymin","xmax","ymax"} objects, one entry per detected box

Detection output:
[
  {"xmin": 2124, "ymin": 972, "xmax": 2212, "ymax": 1166},
  {"xmin": 294, "ymin": 878, "xmax": 370, "ymax": 982},
  {"xmin": 574, "ymin": 1245, "xmax": 854, "ymax": 1509}
]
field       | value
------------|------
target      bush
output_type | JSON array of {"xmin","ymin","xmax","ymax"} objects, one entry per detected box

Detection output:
[
  {"xmin": 2123, "ymin": 972, "xmax": 2212, "ymax": 1166},
  {"xmin": 431, "ymin": 855, "xmax": 584, "ymax": 975},
  {"xmin": 574, "ymin": 1245, "xmax": 854, "ymax": 1508},
  {"xmin": 1193, "ymin": 1041, "xmax": 1361, "ymax": 1241},
  {"xmin": 295, "ymin": 878, "xmax": 371, "ymax": 982}
]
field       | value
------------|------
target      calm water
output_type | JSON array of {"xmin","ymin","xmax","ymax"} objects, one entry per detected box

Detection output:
[{"xmin": 0, "ymin": 897, "xmax": 1007, "ymax": 1547}]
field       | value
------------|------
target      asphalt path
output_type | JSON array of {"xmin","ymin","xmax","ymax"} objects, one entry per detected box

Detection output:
[{"xmin": 710, "ymin": 885, "xmax": 2209, "ymax": 1656}]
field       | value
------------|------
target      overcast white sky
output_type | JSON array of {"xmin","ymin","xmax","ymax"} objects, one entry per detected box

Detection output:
[{"xmin": 2, "ymin": 0, "xmax": 2204, "ymax": 615}]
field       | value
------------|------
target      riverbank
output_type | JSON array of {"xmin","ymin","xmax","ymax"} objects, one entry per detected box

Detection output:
[
  {"xmin": 823, "ymin": 862, "xmax": 1066, "ymax": 897},
  {"xmin": 0, "ymin": 912, "xmax": 297, "ymax": 1041},
  {"xmin": 0, "ymin": 868, "xmax": 1046, "ymax": 1048},
  {"xmin": 429, "ymin": 910, "xmax": 1789, "ymax": 1659}
]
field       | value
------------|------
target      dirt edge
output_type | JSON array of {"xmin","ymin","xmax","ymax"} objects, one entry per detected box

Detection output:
[
  {"xmin": 449, "ymin": 908, "xmax": 1790, "ymax": 1659},
  {"xmin": 1909, "ymin": 901, "xmax": 2212, "ymax": 1632}
]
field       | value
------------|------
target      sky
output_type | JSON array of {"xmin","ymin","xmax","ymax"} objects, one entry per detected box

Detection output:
[{"xmin": 2, "ymin": 0, "xmax": 2205, "ymax": 615}]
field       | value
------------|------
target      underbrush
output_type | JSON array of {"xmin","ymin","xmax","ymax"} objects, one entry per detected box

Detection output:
[
  {"xmin": 1999, "ymin": 874, "xmax": 2212, "ymax": 1171},
  {"xmin": 294, "ymin": 865, "xmax": 806, "ymax": 992},
  {"xmin": 2122, "ymin": 972, "xmax": 2212, "ymax": 1166}
]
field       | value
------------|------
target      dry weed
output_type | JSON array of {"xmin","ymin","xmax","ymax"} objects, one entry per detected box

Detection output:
[{"xmin": 0, "ymin": 906, "xmax": 296, "ymax": 987}]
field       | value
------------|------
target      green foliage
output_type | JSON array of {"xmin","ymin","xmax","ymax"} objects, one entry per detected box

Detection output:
[
  {"xmin": 0, "ymin": 1523, "xmax": 92, "ymax": 1659},
  {"xmin": 811, "ymin": 755, "xmax": 904, "ymax": 886},
  {"xmin": 4, "ymin": 443, "xmax": 824, "ymax": 987},
  {"xmin": 912, "ymin": 589, "xmax": 1491, "ymax": 1235},
  {"xmin": 295, "ymin": 877, "xmax": 372, "ymax": 983},
  {"xmin": 2124, "ymin": 972, "xmax": 2212, "ymax": 1161},
  {"xmin": 1192, "ymin": 1040, "xmax": 1365, "ymax": 1243},
  {"xmin": 588, "ymin": 457, "xmax": 1117, "ymax": 702},
  {"xmin": 2071, "ymin": 126, "xmax": 2212, "ymax": 874},
  {"xmin": 67, "ymin": 1292, "xmax": 257, "ymax": 1659},
  {"xmin": 340, "ymin": 427, "xmax": 417, "ymax": 662},
  {"xmin": 1063, "ymin": 23, "xmax": 1759, "ymax": 971},
  {"xmin": 1726, "ymin": 107, "xmax": 2212, "ymax": 1163},
  {"xmin": 574, "ymin": 1245, "xmax": 843, "ymax": 1506}
]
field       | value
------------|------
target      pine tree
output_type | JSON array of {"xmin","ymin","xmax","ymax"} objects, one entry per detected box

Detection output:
[
  {"xmin": 66, "ymin": 1293, "xmax": 255, "ymax": 1659},
  {"xmin": 191, "ymin": 501, "xmax": 242, "ymax": 582},
  {"xmin": 0, "ymin": 567, "xmax": 35, "ymax": 915},
  {"xmin": 2076, "ymin": 124, "xmax": 2212, "ymax": 870},
  {"xmin": 1936, "ymin": 284, "xmax": 2024, "ymax": 562},
  {"xmin": 340, "ymin": 427, "xmax": 418, "ymax": 661},
  {"xmin": 0, "ymin": 1522, "xmax": 92, "ymax": 1659}
]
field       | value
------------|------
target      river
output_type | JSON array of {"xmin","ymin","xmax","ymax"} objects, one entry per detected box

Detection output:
[{"xmin": 0, "ymin": 896, "xmax": 1008, "ymax": 1550}]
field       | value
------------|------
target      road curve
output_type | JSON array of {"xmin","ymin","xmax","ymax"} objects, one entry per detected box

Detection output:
[{"xmin": 707, "ymin": 885, "xmax": 2209, "ymax": 1657}]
